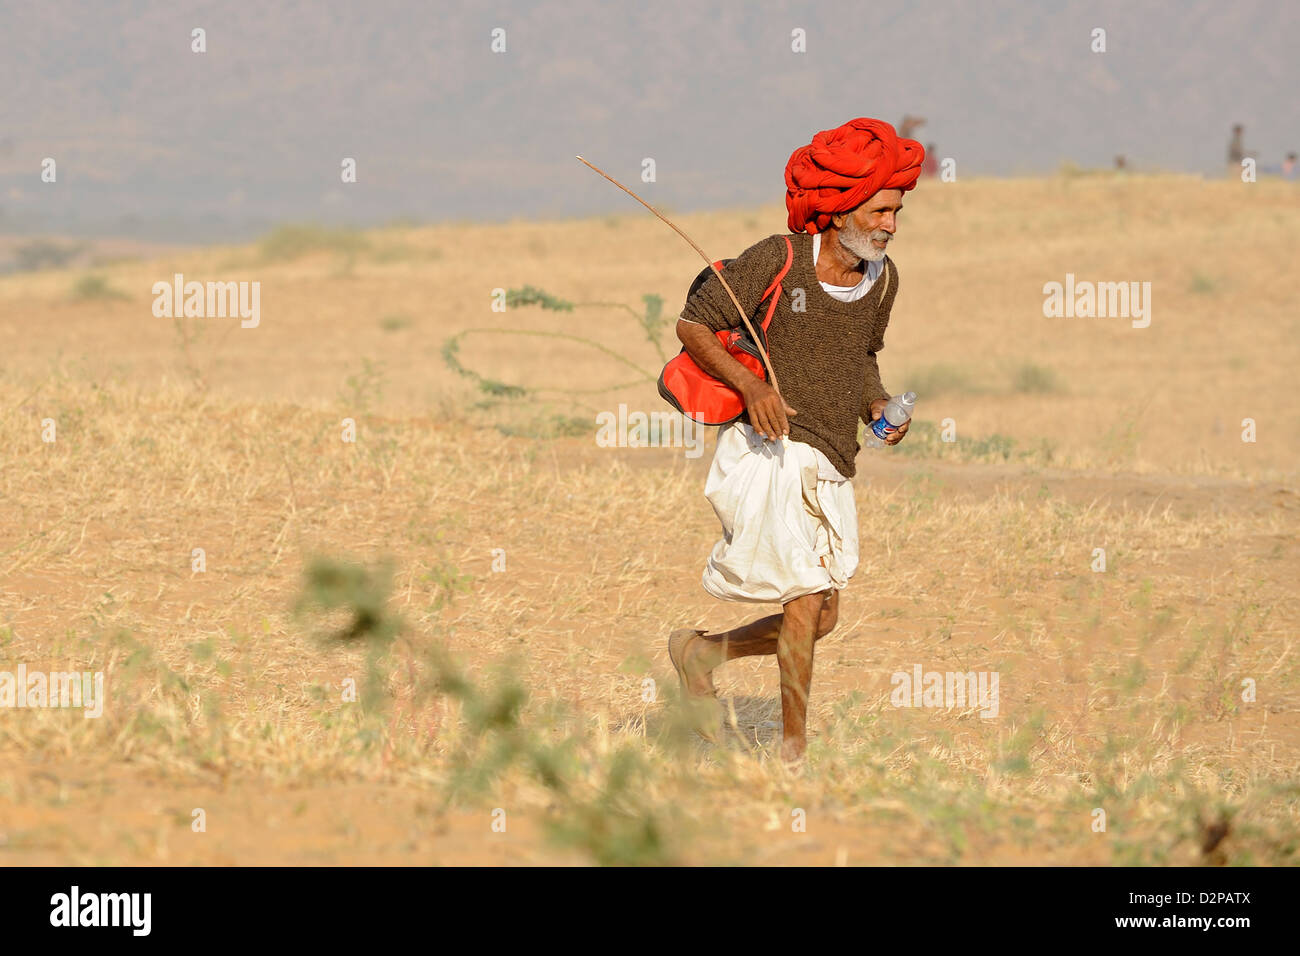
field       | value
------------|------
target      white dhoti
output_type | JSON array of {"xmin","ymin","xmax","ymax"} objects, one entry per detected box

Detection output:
[{"xmin": 701, "ymin": 422, "xmax": 859, "ymax": 605}]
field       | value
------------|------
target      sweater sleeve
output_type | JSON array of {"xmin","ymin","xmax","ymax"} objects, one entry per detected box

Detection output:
[
  {"xmin": 679, "ymin": 235, "xmax": 786, "ymax": 333},
  {"xmin": 860, "ymin": 260, "xmax": 898, "ymax": 419},
  {"xmin": 861, "ymin": 351, "xmax": 891, "ymax": 416}
]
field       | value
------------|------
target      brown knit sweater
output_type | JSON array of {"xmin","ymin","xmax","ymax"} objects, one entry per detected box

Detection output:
[{"xmin": 680, "ymin": 232, "xmax": 898, "ymax": 478}]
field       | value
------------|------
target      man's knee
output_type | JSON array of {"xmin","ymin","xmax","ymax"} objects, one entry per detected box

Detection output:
[
  {"xmin": 815, "ymin": 590, "xmax": 838, "ymax": 639},
  {"xmin": 782, "ymin": 592, "xmax": 822, "ymax": 634}
]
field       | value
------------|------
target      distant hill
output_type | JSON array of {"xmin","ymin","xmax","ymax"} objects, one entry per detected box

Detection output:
[{"xmin": 1, "ymin": 0, "xmax": 1295, "ymax": 240}]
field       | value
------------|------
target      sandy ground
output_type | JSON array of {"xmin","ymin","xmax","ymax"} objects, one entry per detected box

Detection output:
[{"xmin": 0, "ymin": 175, "xmax": 1296, "ymax": 864}]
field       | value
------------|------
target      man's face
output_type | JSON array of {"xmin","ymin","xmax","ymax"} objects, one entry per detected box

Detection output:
[{"xmin": 836, "ymin": 189, "xmax": 903, "ymax": 262}]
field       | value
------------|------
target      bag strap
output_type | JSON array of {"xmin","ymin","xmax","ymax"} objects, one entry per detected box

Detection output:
[
  {"xmin": 758, "ymin": 236, "xmax": 794, "ymax": 336},
  {"xmin": 685, "ymin": 236, "xmax": 793, "ymax": 343}
]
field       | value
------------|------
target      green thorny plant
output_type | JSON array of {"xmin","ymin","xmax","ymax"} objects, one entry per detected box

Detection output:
[
  {"xmin": 294, "ymin": 555, "xmax": 682, "ymax": 865},
  {"xmin": 440, "ymin": 287, "xmax": 671, "ymax": 401}
]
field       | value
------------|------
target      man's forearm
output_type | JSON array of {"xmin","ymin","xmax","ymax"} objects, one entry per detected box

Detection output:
[
  {"xmin": 860, "ymin": 351, "xmax": 890, "ymax": 421},
  {"xmin": 676, "ymin": 320, "xmax": 765, "ymax": 397}
]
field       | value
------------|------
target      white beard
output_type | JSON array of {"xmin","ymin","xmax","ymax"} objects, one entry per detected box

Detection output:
[{"xmin": 839, "ymin": 219, "xmax": 890, "ymax": 262}]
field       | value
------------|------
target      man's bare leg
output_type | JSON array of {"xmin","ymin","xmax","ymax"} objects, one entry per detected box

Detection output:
[
  {"xmin": 776, "ymin": 592, "xmax": 824, "ymax": 763},
  {"xmin": 669, "ymin": 590, "xmax": 839, "ymax": 755},
  {"xmin": 672, "ymin": 591, "xmax": 837, "ymax": 693}
]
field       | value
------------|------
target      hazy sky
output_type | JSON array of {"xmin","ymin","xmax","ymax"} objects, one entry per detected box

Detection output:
[{"xmin": 1, "ymin": 0, "xmax": 1296, "ymax": 240}]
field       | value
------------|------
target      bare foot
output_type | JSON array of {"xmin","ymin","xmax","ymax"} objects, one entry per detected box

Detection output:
[
  {"xmin": 780, "ymin": 734, "xmax": 807, "ymax": 766},
  {"xmin": 668, "ymin": 628, "xmax": 718, "ymax": 699},
  {"xmin": 668, "ymin": 628, "xmax": 721, "ymax": 742}
]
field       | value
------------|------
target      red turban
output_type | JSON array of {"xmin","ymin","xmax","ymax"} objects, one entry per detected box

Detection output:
[{"xmin": 784, "ymin": 118, "xmax": 925, "ymax": 235}]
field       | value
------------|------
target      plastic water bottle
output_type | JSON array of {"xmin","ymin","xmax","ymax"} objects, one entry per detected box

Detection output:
[{"xmin": 865, "ymin": 391, "xmax": 916, "ymax": 447}]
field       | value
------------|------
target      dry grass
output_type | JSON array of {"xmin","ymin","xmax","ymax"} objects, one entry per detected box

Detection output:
[{"xmin": 0, "ymin": 173, "xmax": 1296, "ymax": 865}]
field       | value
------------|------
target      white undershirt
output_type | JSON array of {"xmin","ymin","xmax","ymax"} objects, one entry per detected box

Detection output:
[{"xmin": 812, "ymin": 232, "xmax": 882, "ymax": 301}]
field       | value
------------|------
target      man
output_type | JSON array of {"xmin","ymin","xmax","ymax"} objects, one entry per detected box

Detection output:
[
  {"xmin": 1227, "ymin": 124, "xmax": 1245, "ymax": 175},
  {"xmin": 922, "ymin": 143, "xmax": 939, "ymax": 178},
  {"xmin": 668, "ymin": 117, "xmax": 922, "ymax": 763}
]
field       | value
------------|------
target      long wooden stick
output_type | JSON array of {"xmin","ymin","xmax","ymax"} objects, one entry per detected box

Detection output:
[{"xmin": 575, "ymin": 155, "xmax": 780, "ymax": 393}]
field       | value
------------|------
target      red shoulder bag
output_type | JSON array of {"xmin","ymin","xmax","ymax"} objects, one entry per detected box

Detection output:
[{"xmin": 656, "ymin": 236, "xmax": 794, "ymax": 425}]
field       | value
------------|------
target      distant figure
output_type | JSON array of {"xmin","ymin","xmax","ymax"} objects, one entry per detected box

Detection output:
[
  {"xmin": 1284, "ymin": 153, "xmax": 1297, "ymax": 181},
  {"xmin": 1227, "ymin": 124, "xmax": 1245, "ymax": 175},
  {"xmin": 1114, "ymin": 155, "xmax": 1127, "ymax": 171},
  {"xmin": 899, "ymin": 114, "xmax": 926, "ymax": 139},
  {"xmin": 922, "ymin": 143, "xmax": 940, "ymax": 178}
]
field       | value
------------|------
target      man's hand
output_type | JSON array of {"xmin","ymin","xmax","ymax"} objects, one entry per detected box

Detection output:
[
  {"xmin": 868, "ymin": 397, "xmax": 909, "ymax": 445},
  {"xmin": 676, "ymin": 321, "xmax": 795, "ymax": 440},
  {"xmin": 743, "ymin": 379, "xmax": 797, "ymax": 441}
]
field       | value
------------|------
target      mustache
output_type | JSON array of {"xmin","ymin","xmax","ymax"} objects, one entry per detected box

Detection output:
[{"xmin": 870, "ymin": 230, "xmax": 892, "ymax": 242}]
